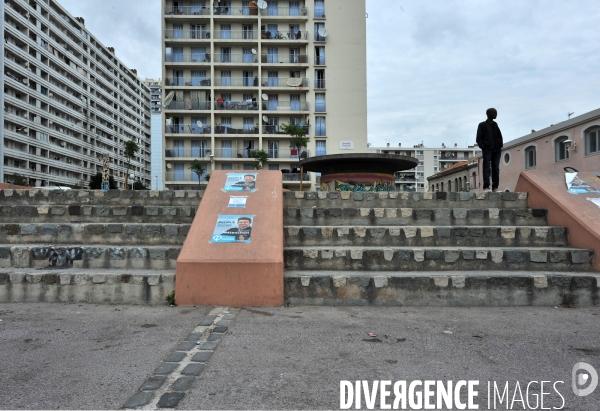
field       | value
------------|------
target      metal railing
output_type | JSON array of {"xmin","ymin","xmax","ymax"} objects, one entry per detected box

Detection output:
[
  {"xmin": 267, "ymin": 149, "xmax": 311, "ymax": 159},
  {"xmin": 164, "ymin": 6, "xmax": 211, "ymax": 16},
  {"xmin": 214, "ymin": 125, "xmax": 258, "ymax": 135},
  {"xmin": 165, "ymin": 124, "xmax": 212, "ymax": 134},
  {"xmin": 260, "ymin": 31, "xmax": 308, "ymax": 40},
  {"xmin": 282, "ymin": 172, "xmax": 311, "ymax": 182},
  {"xmin": 165, "ymin": 172, "xmax": 209, "ymax": 182},
  {"xmin": 261, "ymin": 6, "xmax": 309, "ymax": 17},
  {"xmin": 165, "ymin": 148, "xmax": 211, "ymax": 158},
  {"xmin": 214, "ymin": 53, "xmax": 257, "ymax": 63},
  {"xmin": 262, "ymin": 125, "xmax": 310, "ymax": 135},
  {"xmin": 213, "ymin": 77, "xmax": 258, "ymax": 87},
  {"xmin": 166, "ymin": 101, "xmax": 212, "ymax": 110},
  {"xmin": 164, "ymin": 30, "xmax": 211, "ymax": 40},
  {"xmin": 260, "ymin": 77, "xmax": 308, "ymax": 87},
  {"xmin": 164, "ymin": 77, "xmax": 211, "ymax": 86},
  {"xmin": 263, "ymin": 101, "xmax": 309, "ymax": 111},
  {"xmin": 215, "ymin": 100, "xmax": 259, "ymax": 110},
  {"xmin": 315, "ymin": 79, "xmax": 326, "ymax": 88},
  {"xmin": 165, "ymin": 53, "xmax": 212, "ymax": 63},
  {"xmin": 212, "ymin": 30, "xmax": 258, "ymax": 40},
  {"xmin": 314, "ymin": 55, "xmax": 326, "ymax": 65},
  {"xmin": 261, "ymin": 54, "xmax": 308, "ymax": 64},
  {"xmin": 315, "ymin": 102, "xmax": 326, "ymax": 112}
]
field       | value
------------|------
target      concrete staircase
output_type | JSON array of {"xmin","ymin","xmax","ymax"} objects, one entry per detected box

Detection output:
[
  {"xmin": 0, "ymin": 189, "xmax": 198, "ymax": 304},
  {"xmin": 283, "ymin": 191, "xmax": 598, "ymax": 306}
]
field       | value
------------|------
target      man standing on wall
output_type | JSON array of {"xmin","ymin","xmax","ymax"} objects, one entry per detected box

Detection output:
[{"xmin": 476, "ymin": 108, "xmax": 503, "ymax": 192}]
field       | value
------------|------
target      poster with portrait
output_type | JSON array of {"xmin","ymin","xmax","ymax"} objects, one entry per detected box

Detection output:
[
  {"xmin": 223, "ymin": 173, "xmax": 257, "ymax": 192},
  {"xmin": 211, "ymin": 215, "xmax": 254, "ymax": 243}
]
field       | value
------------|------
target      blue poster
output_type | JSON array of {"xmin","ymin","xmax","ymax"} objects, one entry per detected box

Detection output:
[
  {"xmin": 211, "ymin": 215, "xmax": 254, "ymax": 243},
  {"xmin": 223, "ymin": 173, "xmax": 257, "ymax": 192}
]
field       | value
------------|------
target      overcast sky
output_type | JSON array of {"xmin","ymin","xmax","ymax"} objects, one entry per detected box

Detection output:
[{"xmin": 58, "ymin": 0, "xmax": 600, "ymax": 149}]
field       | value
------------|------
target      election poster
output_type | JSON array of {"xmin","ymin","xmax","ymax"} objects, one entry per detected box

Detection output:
[
  {"xmin": 222, "ymin": 173, "xmax": 257, "ymax": 192},
  {"xmin": 211, "ymin": 215, "xmax": 254, "ymax": 243}
]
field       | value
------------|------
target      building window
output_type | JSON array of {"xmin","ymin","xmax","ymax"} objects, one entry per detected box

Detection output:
[
  {"xmin": 503, "ymin": 152, "xmax": 511, "ymax": 165},
  {"xmin": 525, "ymin": 146, "xmax": 536, "ymax": 169},
  {"xmin": 221, "ymin": 163, "xmax": 233, "ymax": 170},
  {"xmin": 243, "ymin": 163, "xmax": 254, "ymax": 170},
  {"xmin": 268, "ymin": 164, "xmax": 279, "ymax": 171},
  {"xmin": 554, "ymin": 136, "xmax": 569, "ymax": 162},
  {"xmin": 417, "ymin": 150, "xmax": 423, "ymax": 155},
  {"xmin": 585, "ymin": 126, "xmax": 600, "ymax": 155},
  {"xmin": 315, "ymin": 0, "xmax": 325, "ymax": 17},
  {"xmin": 316, "ymin": 140, "xmax": 326, "ymax": 156},
  {"xmin": 315, "ymin": 117, "xmax": 326, "ymax": 136}
]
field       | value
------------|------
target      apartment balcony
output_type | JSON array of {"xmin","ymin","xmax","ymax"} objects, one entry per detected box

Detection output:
[
  {"xmin": 282, "ymin": 172, "xmax": 311, "ymax": 182},
  {"xmin": 260, "ymin": 54, "xmax": 309, "ymax": 64},
  {"xmin": 165, "ymin": 53, "xmax": 212, "ymax": 63},
  {"xmin": 260, "ymin": 6, "xmax": 309, "ymax": 17},
  {"xmin": 164, "ymin": 30, "xmax": 211, "ymax": 40},
  {"xmin": 267, "ymin": 149, "xmax": 311, "ymax": 159},
  {"xmin": 165, "ymin": 149, "xmax": 212, "ymax": 159},
  {"xmin": 263, "ymin": 125, "xmax": 310, "ymax": 135},
  {"xmin": 212, "ymin": 30, "xmax": 258, "ymax": 40},
  {"xmin": 164, "ymin": 6, "xmax": 211, "ymax": 16},
  {"xmin": 439, "ymin": 154, "xmax": 471, "ymax": 160},
  {"xmin": 260, "ymin": 77, "xmax": 308, "ymax": 88},
  {"xmin": 165, "ymin": 101, "xmax": 212, "ymax": 110},
  {"xmin": 164, "ymin": 77, "xmax": 211, "ymax": 86},
  {"xmin": 165, "ymin": 124, "xmax": 212, "ymax": 134},
  {"xmin": 262, "ymin": 101, "xmax": 309, "ymax": 112},
  {"xmin": 214, "ymin": 125, "xmax": 258, "ymax": 135},
  {"xmin": 211, "ymin": 148, "xmax": 255, "ymax": 159},
  {"xmin": 213, "ymin": 53, "xmax": 259, "ymax": 64},
  {"xmin": 215, "ymin": 100, "xmax": 259, "ymax": 110},
  {"xmin": 165, "ymin": 172, "xmax": 209, "ymax": 182},
  {"xmin": 260, "ymin": 30, "xmax": 308, "ymax": 41}
]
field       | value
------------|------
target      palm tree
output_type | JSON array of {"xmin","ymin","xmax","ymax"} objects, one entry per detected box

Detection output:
[{"xmin": 123, "ymin": 139, "xmax": 140, "ymax": 189}]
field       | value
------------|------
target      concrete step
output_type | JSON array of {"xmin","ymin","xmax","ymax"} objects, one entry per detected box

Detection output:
[
  {"xmin": 284, "ymin": 246, "xmax": 594, "ymax": 272},
  {"xmin": 0, "ymin": 205, "xmax": 196, "ymax": 224},
  {"xmin": 284, "ymin": 226, "xmax": 568, "ymax": 247},
  {"xmin": 0, "ymin": 189, "xmax": 203, "ymax": 206},
  {"xmin": 284, "ymin": 270, "xmax": 600, "ymax": 307},
  {"xmin": 0, "ymin": 268, "xmax": 174, "ymax": 305},
  {"xmin": 284, "ymin": 207, "xmax": 548, "ymax": 226},
  {"xmin": 0, "ymin": 223, "xmax": 190, "ymax": 245},
  {"xmin": 0, "ymin": 245, "xmax": 181, "ymax": 270},
  {"xmin": 284, "ymin": 190, "xmax": 529, "ymax": 208}
]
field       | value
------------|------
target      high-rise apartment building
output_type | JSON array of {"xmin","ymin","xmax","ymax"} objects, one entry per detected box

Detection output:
[
  {"xmin": 370, "ymin": 143, "xmax": 482, "ymax": 192},
  {"xmin": 144, "ymin": 78, "xmax": 165, "ymax": 190},
  {"xmin": 161, "ymin": 0, "xmax": 367, "ymax": 190},
  {"xmin": 2, "ymin": 0, "xmax": 151, "ymax": 188}
]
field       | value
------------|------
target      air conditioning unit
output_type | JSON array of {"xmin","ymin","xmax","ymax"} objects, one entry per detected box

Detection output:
[
  {"xmin": 300, "ymin": 7, "xmax": 308, "ymax": 15},
  {"xmin": 60, "ymin": 142, "xmax": 65, "ymax": 147}
]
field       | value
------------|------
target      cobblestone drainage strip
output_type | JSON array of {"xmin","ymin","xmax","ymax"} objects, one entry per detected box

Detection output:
[{"xmin": 122, "ymin": 307, "xmax": 237, "ymax": 409}]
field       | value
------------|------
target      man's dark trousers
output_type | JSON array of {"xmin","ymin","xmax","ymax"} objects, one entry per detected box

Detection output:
[{"xmin": 482, "ymin": 148, "xmax": 501, "ymax": 190}]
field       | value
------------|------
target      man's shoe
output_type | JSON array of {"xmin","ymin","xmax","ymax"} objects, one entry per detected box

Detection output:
[
  {"xmin": 484, "ymin": 188, "xmax": 492, "ymax": 192},
  {"xmin": 492, "ymin": 188, "xmax": 498, "ymax": 193}
]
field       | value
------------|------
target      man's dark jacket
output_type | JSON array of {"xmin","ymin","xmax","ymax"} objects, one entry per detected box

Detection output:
[{"xmin": 476, "ymin": 120, "xmax": 503, "ymax": 151}]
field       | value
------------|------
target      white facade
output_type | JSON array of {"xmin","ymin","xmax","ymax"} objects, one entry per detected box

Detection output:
[
  {"xmin": 161, "ymin": 0, "xmax": 368, "ymax": 190},
  {"xmin": 370, "ymin": 144, "xmax": 482, "ymax": 192},
  {"xmin": 2, "ymin": 0, "xmax": 151, "ymax": 188}
]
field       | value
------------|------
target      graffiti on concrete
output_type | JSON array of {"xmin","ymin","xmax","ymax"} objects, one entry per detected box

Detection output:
[
  {"xmin": 33, "ymin": 247, "xmax": 84, "ymax": 268},
  {"xmin": 335, "ymin": 182, "xmax": 396, "ymax": 192}
]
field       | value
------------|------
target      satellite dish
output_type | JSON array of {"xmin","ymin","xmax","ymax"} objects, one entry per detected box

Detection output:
[
  {"xmin": 261, "ymin": 94, "xmax": 268, "ymax": 101},
  {"xmin": 251, "ymin": 48, "xmax": 257, "ymax": 55},
  {"xmin": 318, "ymin": 28, "xmax": 328, "ymax": 38},
  {"xmin": 257, "ymin": 0, "xmax": 267, "ymax": 9},
  {"xmin": 196, "ymin": 120, "xmax": 203, "ymax": 128},
  {"xmin": 166, "ymin": 118, "xmax": 172, "ymax": 126},
  {"xmin": 262, "ymin": 115, "xmax": 269, "ymax": 123},
  {"xmin": 166, "ymin": 163, "xmax": 172, "ymax": 169},
  {"xmin": 162, "ymin": 91, "xmax": 175, "ymax": 107}
]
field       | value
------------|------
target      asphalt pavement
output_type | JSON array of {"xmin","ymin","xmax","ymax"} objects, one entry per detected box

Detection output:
[{"xmin": 1, "ymin": 303, "xmax": 599, "ymax": 410}]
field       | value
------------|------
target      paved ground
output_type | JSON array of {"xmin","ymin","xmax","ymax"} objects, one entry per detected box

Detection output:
[{"xmin": 1, "ymin": 303, "xmax": 599, "ymax": 410}]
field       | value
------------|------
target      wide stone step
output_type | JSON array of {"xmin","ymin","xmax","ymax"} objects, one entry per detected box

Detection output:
[
  {"xmin": 284, "ymin": 190, "xmax": 529, "ymax": 208},
  {"xmin": 284, "ymin": 270, "xmax": 600, "ymax": 307},
  {"xmin": 284, "ymin": 226, "xmax": 568, "ymax": 247},
  {"xmin": 0, "ymin": 189, "xmax": 203, "ymax": 206},
  {"xmin": 0, "ymin": 205, "xmax": 196, "ymax": 223},
  {"xmin": 284, "ymin": 207, "xmax": 548, "ymax": 226},
  {"xmin": 284, "ymin": 246, "xmax": 594, "ymax": 272},
  {"xmin": 0, "ymin": 268, "xmax": 174, "ymax": 305},
  {"xmin": 0, "ymin": 223, "xmax": 190, "ymax": 245},
  {"xmin": 0, "ymin": 245, "xmax": 181, "ymax": 270}
]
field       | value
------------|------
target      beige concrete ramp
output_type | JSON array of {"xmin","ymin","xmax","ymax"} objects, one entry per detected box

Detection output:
[
  {"xmin": 516, "ymin": 170, "xmax": 600, "ymax": 272},
  {"xmin": 175, "ymin": 171, "xmax": 284, "ymax": 306}
]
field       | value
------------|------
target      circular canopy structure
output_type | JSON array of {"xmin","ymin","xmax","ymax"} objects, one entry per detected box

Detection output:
[{"xmin": 300, "ymin": 153, "xmax": 418, "ymax": 191}]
